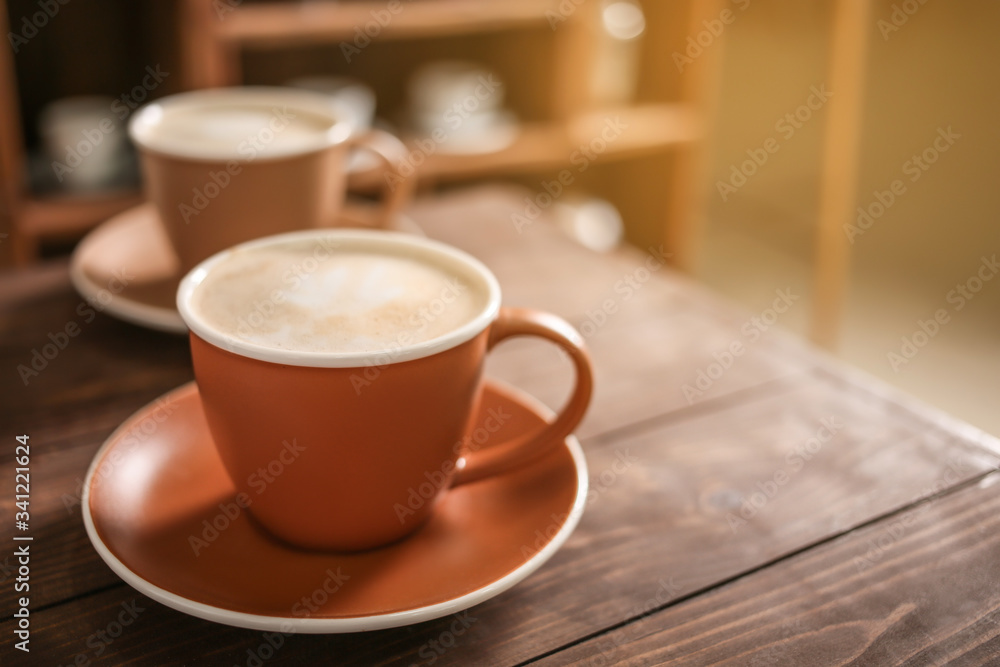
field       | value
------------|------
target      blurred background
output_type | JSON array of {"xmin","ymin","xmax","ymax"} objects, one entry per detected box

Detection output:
[{"xmin": 1, "ymin": 0, "xmax": 997, "ymax": 434}]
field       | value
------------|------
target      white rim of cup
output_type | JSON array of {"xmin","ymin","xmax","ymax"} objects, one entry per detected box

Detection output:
[
  {"xmin": 176, "ymin": 229, "xmax": 503, "ymax": 368},
  {"xmin": 128, "ymin": 86, "xmax": 355, "ymax": 163}
]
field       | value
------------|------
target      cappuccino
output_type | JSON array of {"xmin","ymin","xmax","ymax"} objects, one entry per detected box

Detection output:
[
  {"xmin": 134, "ymin": 103, "xmax": 337, "ymax": 160},
  {"xmin": 130, "ymin": 88, "xmax": 413, "ymax": 274},
  {"xmin": 190, "ymin": 240, "xmax": 488, "ymax": 354}
]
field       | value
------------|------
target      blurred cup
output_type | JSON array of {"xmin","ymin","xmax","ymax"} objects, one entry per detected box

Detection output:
[
  {"xmin": 176, "ymin": 228, "xmax": 594, "ymax": 551},
  {"xmin": 129, "ymin": 86, "xmax": 415, "ymax": 273},
  {"xmin": 554, "ymin": 197, "xmax": 624, "ymax": 253},
  {"xmin": 408, "ymin": 60, "xmax": 505, "ymax": 121},
  {"xmin": 408, "ymin": 61, "xmax": 517, "ymax": 154},
  {"xmin": 286, "ymin": 76, "xmax": 379, "ymax": 172},
  {"xmin": 40, "ymin": 96, "xmax": 128, "ymax": 191},
  {"xmin": 285, "ymin": 76, "xmax": 377, "ymax": 131}
]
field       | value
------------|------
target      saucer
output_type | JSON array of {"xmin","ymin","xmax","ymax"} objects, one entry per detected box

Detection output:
[
  {"xmin": 69, "ymin": 203, "xmax": 424, "ymax": 335},
  {"xmin": 82, "ymin": 380, "xmax": 587, "ymax": 633},
  {"xmin": 414, "ymin": 110, "xmax": 519, "ymax": 156}
]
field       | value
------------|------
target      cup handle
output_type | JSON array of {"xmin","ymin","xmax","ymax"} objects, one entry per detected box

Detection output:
[
  {"xmin": 344, "ymin": 129, "xmax": 416, "ymax": 229},
  {"xmin": 452, "ymin": 307, "xmax": 594, "ymax": 486}
]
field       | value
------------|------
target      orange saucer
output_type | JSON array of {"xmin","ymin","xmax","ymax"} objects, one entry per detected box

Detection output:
[
  {"xmin": 69, "ymin": 203, "xmax": 425, "ymax": 335},
  {"xmin": 82, "ymin": 380, "xmax": 587, "ymax": 633}
]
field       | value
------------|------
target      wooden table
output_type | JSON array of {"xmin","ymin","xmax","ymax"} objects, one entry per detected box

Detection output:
[{"xmin": 2, "ymin": 185, "xmax": 999, "ymax": 665}]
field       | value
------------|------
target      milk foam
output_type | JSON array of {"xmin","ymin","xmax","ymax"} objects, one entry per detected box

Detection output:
[
  {"xmin": 144, "ymin": 104, "xmax": 334, "ymax": 159},
  {"xmin": 192, "ymin": 245, "xmax": 487, "ymax": 353}
]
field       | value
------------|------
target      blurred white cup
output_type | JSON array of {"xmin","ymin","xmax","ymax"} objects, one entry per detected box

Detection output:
[
  {"xmin": 285, "ymin": 76, "xmax": 377, "ymax": 131},
  {"xmin": 408, "ymin": 60, "xmax": 505, "ymax": 119},
  {"xmin": 555, "ymin": 197, "xmax": 625, "ymax": 253},
  {"xmin": 39, "ymin": 96, "xmax": 127, "ymax": 191},
  {"xmin": 407, "ymin": 60, "xmax": 516, "ymax": 154}
]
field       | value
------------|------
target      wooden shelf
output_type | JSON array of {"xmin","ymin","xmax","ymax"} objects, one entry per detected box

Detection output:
[
  {"xmin": 216, "ymin": 0, "xmax": 557, "ymax": 48},
  {"xmin": 19, "ymin": 191, "xmax": 144, "ymax": 237},
  {"xmin": 350, "ymin": 103, "xmax": 700, "ymax": 189}
]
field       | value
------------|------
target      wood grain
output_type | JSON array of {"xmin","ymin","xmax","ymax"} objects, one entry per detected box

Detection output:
[
  {"xmin": 411, "ymin": 186, "xmax": 818, "ymax": 437},
  {"xmin": 1, "ymin": 186, "xmax": 996, "ymax": 666},
  {"xmin": 0, "ymin": 189, "xmax": 820, "ymax": 616},
  {"xmin": 3, "ymin": 371, "xmax": 995, "ymax": 665},
  {"xmin": 0, "ymin": 267, "xmax": 192, "ymax": 440},
  {"xmin": 535, "ymin": 472, "xmax": 1000, "ymax": 666}
]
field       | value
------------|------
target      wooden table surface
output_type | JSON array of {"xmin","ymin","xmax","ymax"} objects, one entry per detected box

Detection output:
[{"xmin": 2, "ymin": 185, "xmax": 999, "ymax": 666}]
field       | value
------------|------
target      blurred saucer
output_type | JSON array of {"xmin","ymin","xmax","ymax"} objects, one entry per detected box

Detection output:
[
  {"xmin": 420, "ymin": 110, "xmax": 519, "ymax": 156},
  {"xmin": 70, "ymin": 203, "xmax": 423, "ymax": 334}
]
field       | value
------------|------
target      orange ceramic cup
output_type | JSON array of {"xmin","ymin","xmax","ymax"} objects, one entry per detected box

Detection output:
[
  {"xmin": 129, "ymin": 87, "xmax": 414, "ymax": 274},
  {"xmin": 177, "ymin": 230, "xmax": 593, "ymax": 551}
]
